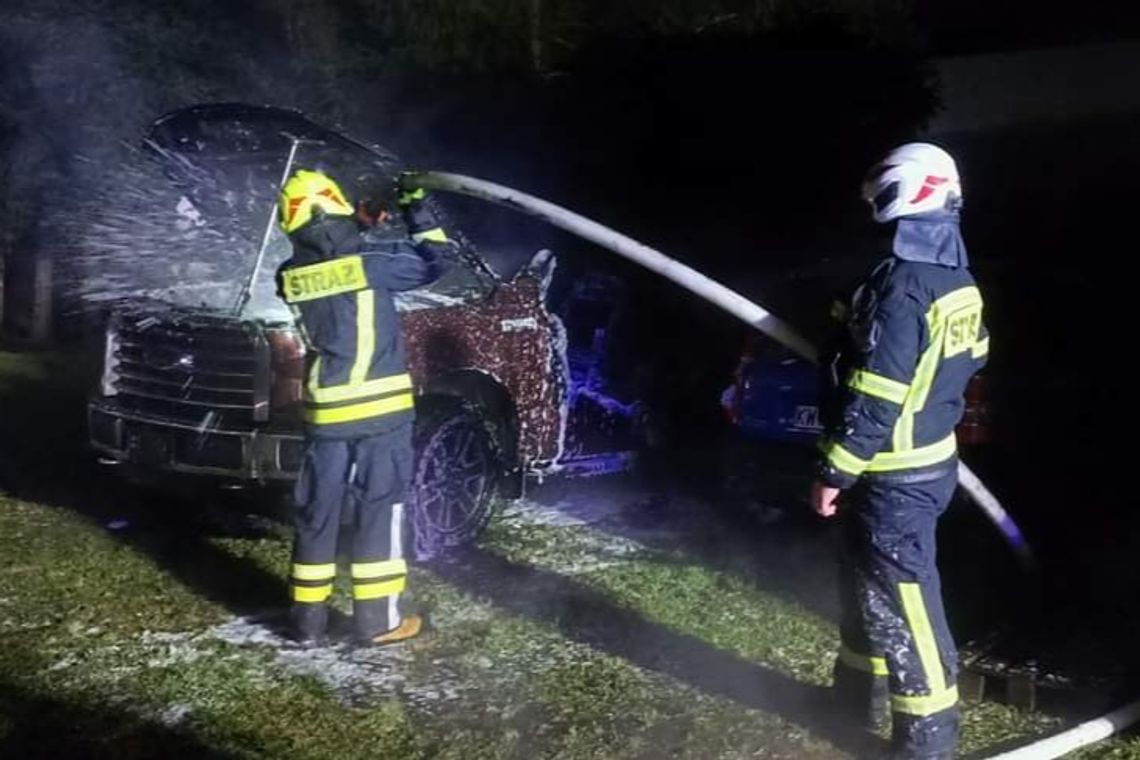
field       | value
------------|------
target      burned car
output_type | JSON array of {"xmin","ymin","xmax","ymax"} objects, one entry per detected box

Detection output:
[{"xmin": 87, "ymin": 104, "xmax": 644, "ymax": 556}]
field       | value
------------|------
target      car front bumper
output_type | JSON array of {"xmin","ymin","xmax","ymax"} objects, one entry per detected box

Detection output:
[{"xmin": 88, "ymin": 397, "xmax": 304, "ymax": 481}]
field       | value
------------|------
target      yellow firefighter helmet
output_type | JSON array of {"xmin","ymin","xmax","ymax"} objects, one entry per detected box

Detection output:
[{"xmin": 278, "ymin": 169, "xmax": 354, "ymax": 234}]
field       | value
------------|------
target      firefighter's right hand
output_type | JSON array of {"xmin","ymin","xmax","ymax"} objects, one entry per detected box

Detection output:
[
  {"xmin": 811, "ymin": 481, "xmax": 841, "ymax": 518},
  {"xmin": 396, "ymin": 172, "xmax": 427, "ymax": 207}
]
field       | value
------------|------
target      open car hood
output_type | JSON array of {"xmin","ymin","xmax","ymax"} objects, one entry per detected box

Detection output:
[
  {"xmin": 146, "ymin": 103, "xmax": 403, "ymax": 222},
  {"xmin": 144, "ymin": 103, "xmax": 497, "ymax": 321}
]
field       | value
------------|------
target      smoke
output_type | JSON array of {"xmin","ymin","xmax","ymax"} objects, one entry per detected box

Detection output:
[
  {"xmin": 0, "ymin": 0, "xmax": 354, "ymax": 332},
  {"xmin": 0, "ymin": 6, "xmax": 133, "ymax": 331}
]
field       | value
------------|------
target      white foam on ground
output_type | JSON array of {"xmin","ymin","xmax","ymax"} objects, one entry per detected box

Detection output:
[
  {"xmin": 498, "ymin": 498, "xmax": 643, "ymax": 574},
  {"xmin": 47, "ymin": 480, "xmax": 689, "ymax": 718},
  {"xmin": 495, "ymin": 484, "xmax": 695, "ymax": 574},
  {"xmin": 159, "ymin": 703, "xmax": 193, "ymax": 726},
  {"xmin": 209, "ymin": 615, "xmax": 467, "ymax": 709}
]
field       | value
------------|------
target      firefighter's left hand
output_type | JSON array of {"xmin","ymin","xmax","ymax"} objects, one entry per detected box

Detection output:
[{"xmin": 811, "ymin": 481, "xmax": 841, "ymax": 518}]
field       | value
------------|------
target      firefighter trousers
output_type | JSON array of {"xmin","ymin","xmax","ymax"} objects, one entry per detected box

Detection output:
[
  {"xmin": 834, "ymin": 470, "xmax": 959, "ymax": 759},
  {"xmin": 290, "ymin": 422, "xmax": 414, "ymax": 641}
]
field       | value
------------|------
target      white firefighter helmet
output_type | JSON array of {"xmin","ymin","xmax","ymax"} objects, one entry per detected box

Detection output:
[{"xmin": 861, "ymin": 142, "xmax": 962, "ymax": 223}]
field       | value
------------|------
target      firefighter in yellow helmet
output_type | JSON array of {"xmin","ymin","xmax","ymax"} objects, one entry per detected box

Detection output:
[{"xmin": 276, "ymin": 168, "xmax": 453, "ymax": 645}]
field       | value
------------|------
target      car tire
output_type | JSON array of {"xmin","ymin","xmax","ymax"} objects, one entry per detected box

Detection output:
[{"xmin": 411, "ymin": 400, "xmax": 500, "ymax": 560}]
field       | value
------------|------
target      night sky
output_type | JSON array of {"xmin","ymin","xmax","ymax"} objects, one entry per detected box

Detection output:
[{"xmin": 920, "ymin": 1, "xmax": 1140, "ymax": 53}]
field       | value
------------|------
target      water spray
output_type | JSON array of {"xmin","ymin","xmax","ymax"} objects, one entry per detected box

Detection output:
[{"xmin": 405, "ymin": 170, "xmax": 1035, "ymax": 570}]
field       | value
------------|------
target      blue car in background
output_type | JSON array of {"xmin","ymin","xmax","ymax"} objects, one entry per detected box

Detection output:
[{"xmin": 722, "ymin": 345, "xmax": 824, "ymax": 446}]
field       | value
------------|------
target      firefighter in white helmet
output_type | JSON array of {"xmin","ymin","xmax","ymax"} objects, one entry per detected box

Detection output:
[{"xmin": 812, "ymin": 143, "xmax": 989, "ymax": 759}]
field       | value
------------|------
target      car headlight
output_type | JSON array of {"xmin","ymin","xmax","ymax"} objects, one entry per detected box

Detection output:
[
  {"xmin": 100, "ymin": 322, "xmax": 121, "ymax": 397},
  {"xmin": 266, "ymin": 327, "xmax": 306, "ymax": 412}
]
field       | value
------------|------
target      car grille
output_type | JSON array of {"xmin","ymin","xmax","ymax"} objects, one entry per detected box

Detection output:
[{"xmin": 109, "ymin": 309, "xmax": 271, "ymax": 426}]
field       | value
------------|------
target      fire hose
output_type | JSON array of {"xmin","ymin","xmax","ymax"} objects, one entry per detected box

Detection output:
[
  {"xmin": 984, "ymin": 698, "xmax": 1140, "ymax": 759},
  {"xmin": 406, "ymin": 171, "xmax": 1035, "ymax": 571}
]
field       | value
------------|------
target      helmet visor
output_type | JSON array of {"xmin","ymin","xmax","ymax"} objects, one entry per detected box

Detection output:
[{"xmin": 872, "ymin": 182, "xmax": 899, "ymax": 215}]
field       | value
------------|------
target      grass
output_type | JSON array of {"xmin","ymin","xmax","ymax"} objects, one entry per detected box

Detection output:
[
  {"xmin": 3, "ymin": 347, "xmax": 1140, "ymax": 758},
  {"xmin": 585, "ymin": 559, "xmax": 837, "ymax": 684},
  {"xmin": 0, "ymin": 497, "xmax": 420, "ymax": 759},
  {"xmin": 1, "ymin": 499, "xmax": 224, "ymax": 636}
]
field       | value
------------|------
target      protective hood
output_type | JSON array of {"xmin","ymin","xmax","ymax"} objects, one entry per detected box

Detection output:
[
  {"xmin": 892, "ymin": 211, "xmax": 969, "ymax": 268},
  {"xmin": 288, "ymin": 216, "xmax": 360, "ymax": 264}
]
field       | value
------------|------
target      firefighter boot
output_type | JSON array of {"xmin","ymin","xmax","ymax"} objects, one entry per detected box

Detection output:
[
  {"xmin": 889, "ymin": 710, "xmax": 958, "ymax": 760},
  {"xmin": 290, "ymin": 603, "xmax": 329, "ymax": 645},
  {"xmin": 370, "ymin": 614, "xmax": 424, "ymax": 646},
  {"xmin": 833, "ymin": 660, "xmax": 890, "ymax": 732}
]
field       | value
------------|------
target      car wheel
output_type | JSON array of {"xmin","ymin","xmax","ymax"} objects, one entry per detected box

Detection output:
[{"xmin": 411, "ymin": 402, "xmax": 499, "ymax": 560}]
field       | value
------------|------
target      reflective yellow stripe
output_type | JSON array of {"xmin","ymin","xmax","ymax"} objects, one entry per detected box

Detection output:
[
  {"xmin": 351, "ymin": 559, "xmax": 408, "ymax": 579},
  {"xmin": 411, "ymin": 227, "xmax": 449, "ymax": 243},
  {"xmin": 891, "ymin": 685, "xmax": 959, "ymax": 716},
  {"xmin": 909, "ymin": 337, "xmax": 941, "ymax": 408},
  {"xmin": 307, "ymin": 356, "xmax": 323, "ymax": 399},
  {"xmin": 838, "ymin": 644, "xmax": 889, "ymax": 676},
  {"xmin": 305, "ymin": 393, "xmax": 415, "ymax": 425},
  {"xmin": 928, "ymin": 287, "xmax": 981, "ymax": 325},
  {"xmin": 972, "ymin": 336, "xmax": 989, "ymax": 359},
  {"xmin": 824, "ymin": 441, "xmax": 870, "ymax": 476},
  {"xmin": 293, "ymin": 583, "xmax": 333, "ymax": 603},
  {"xmin": 936, "ymin": 290, "xmax": 984, "ymax": 357},
  {"xmin": 291, "ymin": 563, "xmax": 336, "ymax": 581},
  {"xmin": 352, "ymin": 576, "xmax": 406, "ymax": 600},
  {"xmin": 945, "ymin": 307, "xmax": 982, "ymax": 357},
  {"xmin": 894, "ymin": 320, "xmax": 944, "ymax": 451},
  {"xmin": 824, "ymin": 433, "xmax": 956, "ymax": 477},
  {"xmin": 281, "ymin": 256, "xmax": 367, "ymax": 303},
  {"xmin": 899, "ymin": 582, "xmax": 946, "ymax": 693},
  {"xmin": 351, "ymin": 290, "xmax": 375, "ymax": 385},
  {"xmin": 848, "ymin": 369, "xmax": 910, "ymax": 405},
  {"xmin": 309, "ymin": 373, "xmax": 413, "ymax": 404},
  {"xmin": 868, "ymin": 434, "xmax": 956, "ymax": 472},
  {"xmin": 892, "ymin": 410, "xmax": 916, "ymax": 452}
]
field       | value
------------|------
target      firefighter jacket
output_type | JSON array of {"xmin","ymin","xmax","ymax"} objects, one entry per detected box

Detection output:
[
  {"xmin": 277, "ymin": 200, "xmax": 452, "ymax": 439},
  {"xmin": 818, "ymin": 211, "xmax": 989, "ymax": 489}
]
